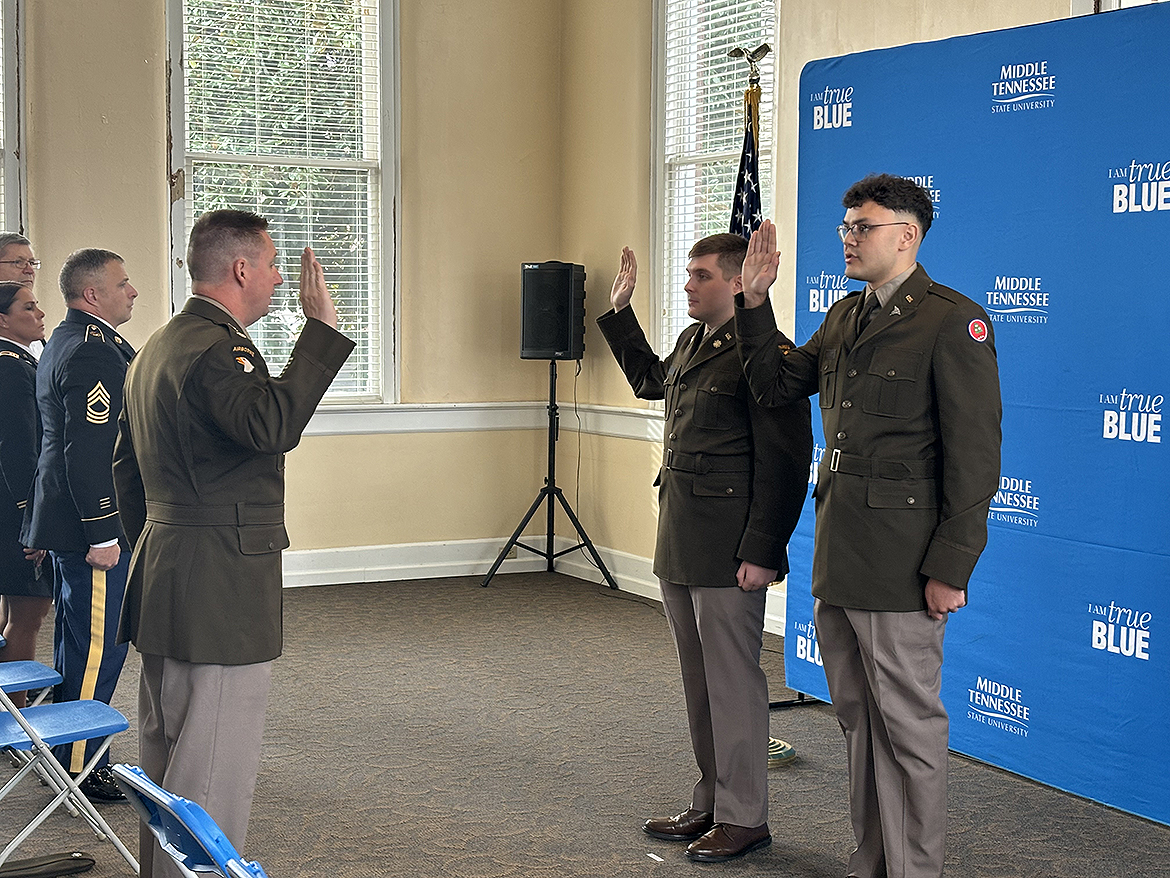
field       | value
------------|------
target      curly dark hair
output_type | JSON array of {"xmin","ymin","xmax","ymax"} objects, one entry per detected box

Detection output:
[{"xmin": 842, "ymin": 174, "xmax": 933, "ymax": 236}]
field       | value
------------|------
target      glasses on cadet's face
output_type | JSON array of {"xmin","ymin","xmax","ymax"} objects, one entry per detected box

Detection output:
[
  {"xmin": 836, "ymin": 222, "xmax": 909, "ymax": 243},
  {"xmin": 0, "ymin": 259, "xmax": 41, "ymax": 269}
]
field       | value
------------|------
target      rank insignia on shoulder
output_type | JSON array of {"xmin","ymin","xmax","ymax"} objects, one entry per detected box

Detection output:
[
  {"xmin": 233, "ymin": 327, "xmax": 249, "ymax": 340},
  {"xmin": 778, "ymin": 343, "xmax": 793, "ymax": 354},
  {"xmin": 712, "ymin": 339, "xmax": 722, "ymax": 348},
  {"xmin": 905, "ymin": 294, "xmax": 914, "ymax": 303},
  {"xmin": 84, "ymin": 324, "xmax": 106, "ymax": 343},
  {"xmin": 235, "ymin": 355, "xmax": 255, "ymax": 373},
  {"xmin": 86, "ymin": 381, "xmax": 112, "ymax": 424},
  {"xmin": 724, "ymin": 332, "xmax": 732, "ymax": 340},
  {"xmin": 0, "ymin": 350, "xmax": 17, "ymax": 359}
]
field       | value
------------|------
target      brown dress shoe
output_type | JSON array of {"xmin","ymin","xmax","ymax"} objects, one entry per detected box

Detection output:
[
  {"xmin": 685, "ymin": 822, "xmax": 772, "ymax": 862},
  {"xmin": 642, "ymin": 808, "xmax": 715, "ymax": 841}
]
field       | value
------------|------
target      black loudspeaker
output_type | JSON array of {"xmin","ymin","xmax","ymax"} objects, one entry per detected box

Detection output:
[{"xmin": 520, "ymin": 261, "xmax": 586, "ymax": 360}]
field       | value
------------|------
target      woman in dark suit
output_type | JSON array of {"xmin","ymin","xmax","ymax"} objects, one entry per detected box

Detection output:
[{"xmin": 0, "ymin": 278, "xmax": 52, "ymax": 707}]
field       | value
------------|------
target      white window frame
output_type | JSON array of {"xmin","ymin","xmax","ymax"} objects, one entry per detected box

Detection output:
[
  {"xmin": 0, "ymin": 0, "xmax": 26, "ymax": 232},
  {"xmin": 652, "ymin": 0, "xmax": 776, "ymax": 352},
  {"xmin": 165, "ymin": 0, "xmax": 401, "ymax": 405}
]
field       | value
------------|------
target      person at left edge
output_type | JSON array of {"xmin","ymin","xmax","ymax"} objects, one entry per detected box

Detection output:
[
  {"xmin": 0, "ymin": 280, "xmax": 53, "ymax": 707},
  {"xmin": 21, "ymin": 248, "xmax": 138, "ymax": 803}
]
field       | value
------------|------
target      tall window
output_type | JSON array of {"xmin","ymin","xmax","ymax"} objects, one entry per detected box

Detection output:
[
  {"xmin": 175, "ymin": 0, "xmax": 390, "ymax": 399},
  {"xmin": 659, "ymin": 0, "xmax": 775, "ymax": 345}
]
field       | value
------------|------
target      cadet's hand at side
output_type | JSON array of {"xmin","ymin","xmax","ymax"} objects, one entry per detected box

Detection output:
[
  {"xmin": 741, "ymin": 219, "xmax": 780, "ymax": 309},
  {"xmin": 299, "ymin": 247, "xmax": 339, "ymax": 329},
  {"xmin": 737, "ymin": 560, "xmax": 778, "ymax": 592},
  {"xmin": 925, "ymin": 578, "xmax": 966, "ymax": 620},
  {"xmin": 610, "ymin": 247, "xmax": 637, "ymax": 311}
]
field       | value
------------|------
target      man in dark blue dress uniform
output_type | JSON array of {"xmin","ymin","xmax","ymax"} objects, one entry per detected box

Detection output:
[{"xmin": 23, "ymin": 248, "xmax": 138, "ymax": 801}]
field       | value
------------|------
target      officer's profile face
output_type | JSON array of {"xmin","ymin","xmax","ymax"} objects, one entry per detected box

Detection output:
[
  {"xmin": 0, "ymin": 243, "xmax": 37, "ymax": 287},
  {"xmin": 88, "ymin": 259, "xmax": 138, "ymax": 328},
  {"xmin": 240, "ymin": 231, "xmax": 284, "ymax": 325},
  {"xmin": 840, "ymin": 200, "xmax": 917, "ymax": 288},
  {"xmin": 0, "ymin": 285, "xmax": 46, "ymax": 346},
  {"xmin": 684, "ymin": 253, "xmax": 738, "ymax": 328}
]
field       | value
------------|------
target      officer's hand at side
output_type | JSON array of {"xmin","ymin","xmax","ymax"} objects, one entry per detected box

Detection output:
[
  {"xmin": 737, "ymin": 560, "xmax": 778, "ymax": 592},
  {"xmin": 741, "ymin": 219, "xmax": 780, "ymax": 309},
  {"xmin": 925, "ymin": 577, "xmax": 966, "ymax": 620},
  {"xmin": 86, "ymin": 544, "xmax": 121, "ymax": 571},
  {"xmin": 610, "ymin": 247, "xmax": 637, "ymax": 311},
  {"xmin": 298, "ymin": 247, "xmax": 339, "ymax": 329}
]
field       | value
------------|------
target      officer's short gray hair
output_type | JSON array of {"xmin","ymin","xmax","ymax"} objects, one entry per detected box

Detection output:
[{"xmin": 59, "ymin": 248, "xmax": 123, "ymax": 303}]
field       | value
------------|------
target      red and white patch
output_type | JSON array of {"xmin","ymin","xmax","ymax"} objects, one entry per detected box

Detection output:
[{"xmin": 968, "ymin": 319, "xmax": 988, "ymax": 343}]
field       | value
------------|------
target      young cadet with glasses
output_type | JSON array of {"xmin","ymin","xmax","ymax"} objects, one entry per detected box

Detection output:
[{"xmin": 734, "ymin": 174, "xmax": 1001, "ymax": 878}]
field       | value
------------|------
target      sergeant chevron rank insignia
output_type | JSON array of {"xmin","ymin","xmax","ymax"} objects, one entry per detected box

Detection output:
[{"xmin": 86, "ymin": 381, "xmax": 111, "ymax": 424}]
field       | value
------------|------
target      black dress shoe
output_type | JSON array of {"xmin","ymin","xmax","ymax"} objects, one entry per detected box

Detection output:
[
  {"xmin": 685, "ymin": 822, "xmax": 772, "ymax": 862},
  {"xmin": 75, "ymin": 766, "xmax": 126, "ymax": 803},
  {"xmin": 642, "ymin": 808, "xmax": 715, "ymax": 841}
]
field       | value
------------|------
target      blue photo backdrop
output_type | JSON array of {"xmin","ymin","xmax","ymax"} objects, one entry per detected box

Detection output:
[{"xmin": 784, "ymin": 4, "xmax": 1170, "ymax": 824}]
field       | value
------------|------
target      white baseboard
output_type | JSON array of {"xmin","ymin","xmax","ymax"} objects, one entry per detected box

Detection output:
[{"xmin": 282, "ymin": 536, "xmax": 788, "ymax": 634}]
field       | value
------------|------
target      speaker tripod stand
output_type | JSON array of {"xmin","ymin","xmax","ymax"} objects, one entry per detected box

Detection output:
[{"xmin": 482, "ymin": 360, "xmax": 618, "ymax": 589}]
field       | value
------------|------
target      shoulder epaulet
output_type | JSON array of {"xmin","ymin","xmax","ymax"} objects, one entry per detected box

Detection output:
[
  {"xmin": 924, "ymin": 282, "xmax": 962, "ymax": 305},
  {"xmin": 0, "ymin": 349, "xmax": 18, "ymax": 359},
  {"xmin": 84, "ymin": 323, "xmax": 106, "ymax": 343}
]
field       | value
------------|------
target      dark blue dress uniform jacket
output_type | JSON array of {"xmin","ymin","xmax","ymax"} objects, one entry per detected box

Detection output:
[
  {"xmin": 22, "ymin": 309, "xmax": 135, "ymax": 552},
  {"xmin": 0, "ymin": 340, "xmax": 47, "ymax": 587}
]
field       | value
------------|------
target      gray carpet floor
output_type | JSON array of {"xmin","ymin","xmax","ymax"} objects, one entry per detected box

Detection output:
[{"xmin": 4, "ymin": 572, "xmax": 1170, "ymax": 877}]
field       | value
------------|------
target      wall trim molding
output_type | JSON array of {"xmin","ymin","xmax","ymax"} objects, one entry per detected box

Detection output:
[
  {"xmin": 282, "ymin": 536, "xmax": 788, "ymax": 634},
  {"xmin": 306, "ymin": 401, "xmax": 662, "ymax": 442}
]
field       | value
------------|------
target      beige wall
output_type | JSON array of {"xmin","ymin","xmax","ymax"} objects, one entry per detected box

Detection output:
[{"xmin": 19, "ymin": 0, "xmax": 1071, "ymax": 565}]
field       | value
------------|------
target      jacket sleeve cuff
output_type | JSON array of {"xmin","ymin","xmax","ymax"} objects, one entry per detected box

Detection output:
[{"xmin": 921, "ymin": 538, "xmax": 979, "ymax": 590}]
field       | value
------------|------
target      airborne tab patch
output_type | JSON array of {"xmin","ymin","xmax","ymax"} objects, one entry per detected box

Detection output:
[{"xmin": 86, "ymin": 381, "xmax": 112, "ymax": 424}]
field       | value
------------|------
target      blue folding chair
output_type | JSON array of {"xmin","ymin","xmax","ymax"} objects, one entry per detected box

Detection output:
[
  {"xmin": 112, "ymin": 764, "xmax": 268, "ymax": 878},
  {"xmin": 0, "ymin": 679, "xmax": 137, "ymax": 870}
]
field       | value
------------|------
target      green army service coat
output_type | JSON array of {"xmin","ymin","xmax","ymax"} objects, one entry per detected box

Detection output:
[
  {"xmin": 736, "ymin": 265, "xmax": 1002, "ymax": 612},
  {"xmin": 114, "ymin": 298, "xmax": 354, "ymax": 665},
  {"xmin": 598, "ymin": 306, "xmax": 812, "ymax": 588}
]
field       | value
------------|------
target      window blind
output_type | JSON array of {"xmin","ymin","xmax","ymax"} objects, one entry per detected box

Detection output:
[
  {"xmin": 661, "ymin": 0, "xmax": 775, "ymax": 345},
  {"xmin": 183, "ymin": 0, "xmax": 383, "ymax": 398}
]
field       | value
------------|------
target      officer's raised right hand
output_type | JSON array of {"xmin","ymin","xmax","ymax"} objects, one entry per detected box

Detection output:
[{"xmin": 610, "ymin": 247, "xmax": 637, "ymax": 312}]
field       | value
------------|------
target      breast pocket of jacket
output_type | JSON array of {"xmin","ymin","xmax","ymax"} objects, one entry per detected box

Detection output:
[
  {"xmin": 863, "ymin": 347, "xmax": 924, "ymax": 419},
  {"xmin": 694, "ymin": 373, "xmax": 741, "ymax": 430},
  {"xmin": 818, "ymin": 347, "xmax": 840, "ymax": 410}
]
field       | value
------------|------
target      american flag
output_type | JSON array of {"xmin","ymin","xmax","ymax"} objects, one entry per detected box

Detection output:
[{"xmin": 729, "ymin": 89, "xmax": 762, "ymax": 239}]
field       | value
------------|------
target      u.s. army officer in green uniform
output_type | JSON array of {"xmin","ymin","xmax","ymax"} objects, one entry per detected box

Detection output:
[{"xmin": 114, "ymin": 210, "xmax": 354, "ymax": 878}]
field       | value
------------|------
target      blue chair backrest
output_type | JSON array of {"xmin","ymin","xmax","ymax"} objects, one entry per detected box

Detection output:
[{"xmin": 111, "ymin": 764, "xmax": 269, "ymax": 878}]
